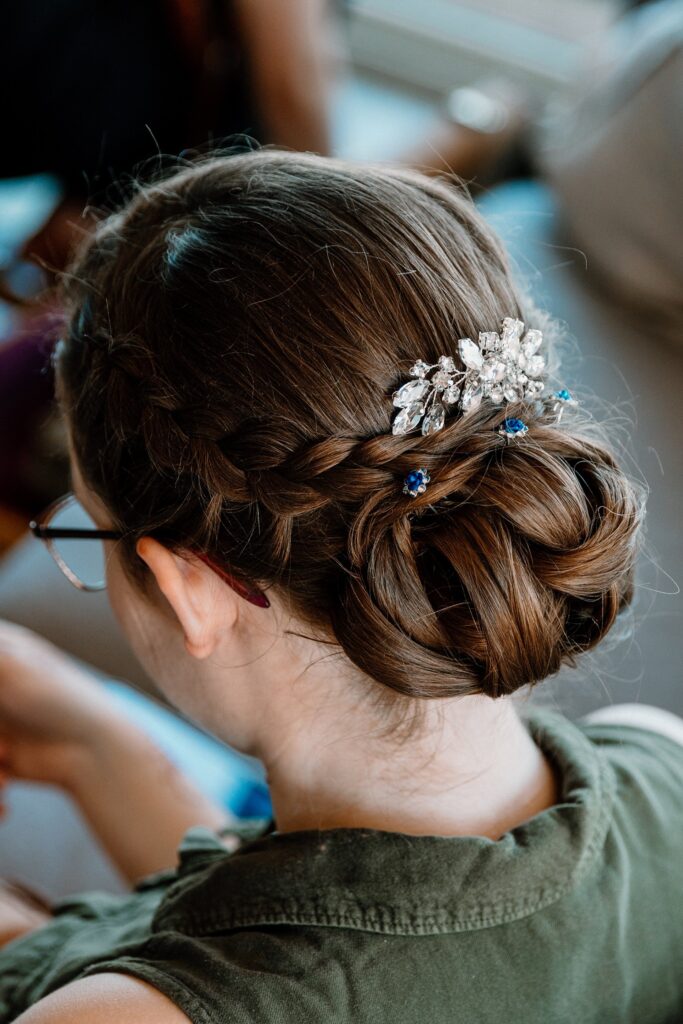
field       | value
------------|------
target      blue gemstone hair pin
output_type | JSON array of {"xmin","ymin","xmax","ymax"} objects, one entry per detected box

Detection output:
[
  {"xmin": 550, "ymin": 388, "xmax": 578, "ymax": 423},
  {"xmin": 403, "ymin": 467, "xmax": 431, "ymax": 498},
  {"xmin": 497, "ymin": 417, "xmax": 528, "ymax": 441}
]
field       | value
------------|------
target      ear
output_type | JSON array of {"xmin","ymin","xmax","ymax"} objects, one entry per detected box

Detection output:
[{"xmin": 135, "ymin": 537, "xmax": 239, "ymax": 660}]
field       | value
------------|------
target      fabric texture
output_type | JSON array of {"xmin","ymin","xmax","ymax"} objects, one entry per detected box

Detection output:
[{"xmin": 1, "ymin": 704, "xmax": 682, "ymax": 1023}]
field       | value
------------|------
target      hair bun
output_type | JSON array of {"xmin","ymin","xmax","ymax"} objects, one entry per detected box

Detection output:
[{"xmin": 331, "ymin": 404, "xmax": 644, "ymax": 700}]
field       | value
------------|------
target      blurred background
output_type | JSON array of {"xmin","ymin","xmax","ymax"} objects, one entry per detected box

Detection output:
[{"xmin": 0, "ymin": 0, "xmax": 681, "ymax": 721}]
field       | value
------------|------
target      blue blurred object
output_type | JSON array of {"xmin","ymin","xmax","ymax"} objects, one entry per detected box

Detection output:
[
  {"xmin": 0, "ymin": 174, "xmax": 61, "ymax": 265},
  {"xmin": 0, "ymin": 174, "xmax": 62, "ymax": 340},
  {"xmin": 104, "ymin": 681, "xmax": 272, "ymax": 821}
]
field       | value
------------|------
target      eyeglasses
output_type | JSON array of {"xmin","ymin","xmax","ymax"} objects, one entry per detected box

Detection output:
[
  {"xmin": 29, "ymin": 492, "xmax": 117, "ymax": 591},
  {"xmin": 29, "ymin": 492, "xmax": 270, "ymax": 607}
]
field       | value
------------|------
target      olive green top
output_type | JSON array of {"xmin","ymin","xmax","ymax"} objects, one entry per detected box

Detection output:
[{"xmin": 2, "ymin": 705, "xmax": 682, "ymax": 1023}]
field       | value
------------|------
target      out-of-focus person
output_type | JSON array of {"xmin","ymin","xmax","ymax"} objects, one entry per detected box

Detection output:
[
  {"xmin": 0, "ymin": 0, "xmax": 343, "ymax": 521},
  {"xmin": 1, "ymin": 0, "xmax": 341, "ymax": 273}
]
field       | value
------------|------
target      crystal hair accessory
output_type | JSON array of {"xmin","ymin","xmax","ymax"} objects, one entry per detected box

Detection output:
[
  {"xmin": 403, "ymin": 467, "xmax": 431, "ymax": 498},
  {"xmin": 391, "ymin": 318, "xmax": 546, "ymax": 436}
]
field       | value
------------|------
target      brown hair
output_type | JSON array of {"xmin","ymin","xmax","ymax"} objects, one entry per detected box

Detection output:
[{"xmin": 56, "ymin": 150, "xmax": 644, "ymax": 707}]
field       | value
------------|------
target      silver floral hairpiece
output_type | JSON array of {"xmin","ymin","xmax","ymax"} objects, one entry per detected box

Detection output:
[{"xmin": 391, "ymin": 317, "xmax": 546, "ymax": 436}]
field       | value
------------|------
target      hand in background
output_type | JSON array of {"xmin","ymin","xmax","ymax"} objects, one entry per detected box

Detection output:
[
  {"xmin": 0, "ymin": 619, "xmax": 230, "ymax": 884},
  {"xmin": 0, "ymin": 619, "xmax": 128, "ymax": 791}
]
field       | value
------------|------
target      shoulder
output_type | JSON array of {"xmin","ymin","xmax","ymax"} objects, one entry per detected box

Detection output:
[
  {"xmin": 13, "ymin": 973, "xmax": 193, "ymax": 1024},
  {"xmin": 578, "ymin": 703, "xmax": 683, "ymax": 827},
  {"xmin": 577, "ymin": 703, "xmax": 683, "ymax": 774},
  {"xmin": 578, "ymin": 703, "xmax": 683, "ymax": 750}
]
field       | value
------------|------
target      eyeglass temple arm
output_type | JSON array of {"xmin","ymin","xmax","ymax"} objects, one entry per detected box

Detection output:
[
  {"xmin": 28, "ymin": 522, "xmax": 270, "ymax": 609},
  {"xmin": 29, "ymin": 523, "xmax": 121, "ymax": 540}
]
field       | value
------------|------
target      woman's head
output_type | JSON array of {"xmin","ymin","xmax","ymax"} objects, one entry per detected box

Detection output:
[{"xmin": 55, "ymin": 150, "xmax": 643, "ymax": 733}]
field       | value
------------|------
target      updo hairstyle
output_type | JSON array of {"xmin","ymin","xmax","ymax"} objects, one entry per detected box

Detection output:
[{"xmin": 57, "ymin": 151, "xmax": 644, "ymax": 705}]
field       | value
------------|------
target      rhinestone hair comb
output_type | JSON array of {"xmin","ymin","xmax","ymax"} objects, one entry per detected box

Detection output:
[{"xmin": 391, "ymin": 317, "xmax": 546, "ymax": 437}]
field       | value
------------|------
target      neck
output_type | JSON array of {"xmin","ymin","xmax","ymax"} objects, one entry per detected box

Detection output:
[{"xmin": 259, "ymin": 693, "xmax": 560, "ymax": 840}]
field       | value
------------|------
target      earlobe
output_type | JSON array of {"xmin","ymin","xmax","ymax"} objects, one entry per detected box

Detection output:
[
  {"xmin": 135, "ymin": 537, "xmax": 229, "ymax": 660},
  {"xmin": 183, "ymin": 635, "xmax": 215, "ymax": 660}
]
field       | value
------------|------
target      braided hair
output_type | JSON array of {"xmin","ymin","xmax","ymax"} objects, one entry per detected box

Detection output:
[{"xmin": 56, "ymin": 150, "xmax": 644, "ymax": 703}]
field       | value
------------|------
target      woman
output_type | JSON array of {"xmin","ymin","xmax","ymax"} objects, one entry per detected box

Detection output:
[{"xmin": 1, "ymin": 150, "xmax": 682, "ymax": 1022}]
